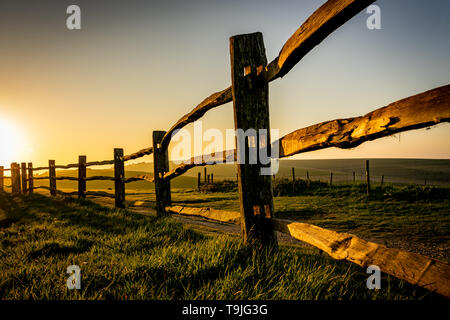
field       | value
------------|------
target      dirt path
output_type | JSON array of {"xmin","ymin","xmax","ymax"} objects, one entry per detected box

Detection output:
[{"xmin": 90, "ymin": 196, "xmax": 449, "ymax": 261}]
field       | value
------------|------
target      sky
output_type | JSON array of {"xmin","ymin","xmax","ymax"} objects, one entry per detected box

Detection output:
[{"xmin": 0, "ymin": 0, "xmax": 449, "ymax": 168}]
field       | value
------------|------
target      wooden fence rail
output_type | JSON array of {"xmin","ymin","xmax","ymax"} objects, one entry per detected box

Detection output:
[
  {"xmin": 166, "ymin": 205, "xmax": 450, "ymax": 298},
  {"xmin": 2, "ymin": 0, "xmax": 449, "ymax": 297}
]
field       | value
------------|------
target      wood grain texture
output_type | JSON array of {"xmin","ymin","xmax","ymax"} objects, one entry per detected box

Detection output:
[
  {"xmin": 277, "ymin": 85, "xmax": 450, "ymax": 158},
  {"xmin": 123, "ymin": 147, "xmax": 153, "ymax": 161},
  {"xmin": 166, "ymin": 203, "xmax": 450, "ymax": 297},
  {"xmin": 166, "ymin": 205, "xmax": 240, "ymax": 223},
  {"xmin": 263, "ymin": 0, "xmax": 375, "ymax": 81},
  {"xmin": 124, "ymin": 174, "xmax": 154, "ymax": 183},
  {"xmin": 163, "ymin": 85, "xmax": 449, "ymax": 180},
  {"xmin": 48, "ymin": 160, "xmax": 57, "ymax": 196},
  {"xmin": 159, "ymin": 0, "xmax": 375, "ymax": 150},
  {"xmin": 231, "ymin": 32, "xmax": 276, "ymax": 246},
  {"xmin": 163, "ymin": 150, "xmax": 236, "ymax": 181},
  {"xmin": 160, "ymin": 86, "xmax": 232, "ymax": 150},
  {"xmin": 273, "ymin": 219, "xmax": 450, "ymax": 298}
]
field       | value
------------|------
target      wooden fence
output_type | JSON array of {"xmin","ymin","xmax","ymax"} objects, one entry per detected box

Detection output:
[{"xmin": 1, "ymin": 0, "xmax": 449, "ymax": 297}]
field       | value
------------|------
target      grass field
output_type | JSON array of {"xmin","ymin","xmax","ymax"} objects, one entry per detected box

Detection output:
[
  {"xmin": 0, "ymin": 185, "xmax": 448, "ymax": 300},
  {"xmin": 127, "ymin": 181, "xmax": 450, "ymax": 261}
]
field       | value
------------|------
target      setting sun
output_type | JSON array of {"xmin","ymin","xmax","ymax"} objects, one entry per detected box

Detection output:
[{"xmin": 0, "ymin": 117, "xmax": 22, "ymax": 167}]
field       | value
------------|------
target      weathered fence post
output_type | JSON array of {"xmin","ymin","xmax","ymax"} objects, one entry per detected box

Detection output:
[
  {"xmin": 380, "ymin": 174, "xmax": 384, "ymax": 190},
  {"xmin": 21, "ymin": 162, "xmax": 27, "ymax": 194},
  {"xmin": 230, "ymin": 32, "xmax": 276, "ymax": 247},
  {"xmin": 27, "ymin": 163, "xmax": 33, "ymax": 194},
  {"xmin": 114, "ymin": 149, "xmax": 125, "ymax": 208},
  {"xmin": 330, "ymin": 172, "xmax": 333, "ymax": 186},
  {"xmin": 353, "ymin": 171, "xmax": 356, "ymax": 184},
  {"xmin": 153, "ymin": 131, "xmax": 171, "ymax": 216},
  {"xmin": 0, "ymin": 166, "xmax": 3, "ymax": 191},
  {"xmin": 197, "ymin": 172, "xmax": 201, "ymax": 189},
  {"xmin": 204, "ymin": 167, "xmax": 207, "ymax": 183},
  {"xmin": 78, "ymin": 155, "xmax": 87, "ymax": 199},
  {"xmin": 207, "ymin": 174, "xmax": 210, "ymax": 184},
  {"xmin": 11, "ymin": 163, "xmax": 21, "ymax": 194},
  {"xmin": 365, "ymin": 160, "xmax": 371, "ymax": 196},
  {"xmin": 49, "ymin": 160, "xmax": 56, "ymax": 196},
  {"xmin": 211, "ymin": 173, "xmax": 214, "ymax": 184}
]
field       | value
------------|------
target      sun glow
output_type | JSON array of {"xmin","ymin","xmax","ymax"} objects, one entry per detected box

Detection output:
[{"xmin": 0, "ymin": 117, "xmax": 23, "ymax": 167}]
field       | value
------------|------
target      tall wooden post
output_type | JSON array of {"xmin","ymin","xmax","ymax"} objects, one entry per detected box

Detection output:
[
  {"xmin": 207, "ymin": 174, "xmax": 210, "ymax": 184},
  {"xmin": 0, "ymin": 166, "xmax": 3, "ymax": 191},
  {"xmin": 49, "ymin": 160, "xmax": 56, "ymax": 196},
  {"xmin": 330, "ymin": 172, "xmax": 333, "ymax": 186},
  {"xmin": 380, "ymin": 174, "xmax": 384, "ymax": 190},
  {"xmin": 27, "ymin": 163, "xmax": 33, "ymax": 194},
  {"xmin": 114, "ymin": 149, "xmax": 125, "ymax": 208},
  {"xmin": 366, "ymin": 160, "xmax": 371, "ymax": 196},
  {"xmin": 353, "ymin": 171, "xmax": 356, "ymax": 184},
  {"xmin": 197, "ymin": 172, "xmax": 201, "ymax": 189},
  {"xmin": 204, "ymin": 167, "xmax": 207, "ymax": 183},
  {"xmin": 78, "ymin": 155, "xmax": 87, "ymax": 199},
  {"xmin": 11, "ymin": 163, "xmax": 21, "ymax": 194},
  {"xmin": 153, "ymin": 131, "xmax": 171, "ymax": 216},
  {"xmin": 211, "ymin": 173, "xmax": 214, "ymax": 184},
  {"xmin": 230, "ymin": 32, "xmax": 276, "ymax": 247},
  {"xmin": 21, "ymin": 162, "xmax": 27, "ymax": 194}
]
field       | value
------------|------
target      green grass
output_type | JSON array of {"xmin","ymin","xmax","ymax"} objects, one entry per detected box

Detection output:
[
  {"xmin": 0, "ymin": 191, "xmax": 439, "ymax": 300},
  {"xmin": 171, "ymin": 183, "xmax": 450, "ymax": 255}
]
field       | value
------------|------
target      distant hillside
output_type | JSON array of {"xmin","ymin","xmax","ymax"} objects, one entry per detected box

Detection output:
[
  {"xmin": 34, "ymin": 168, "xmax": 197, "ymax": 191},
  {"xmin": 126, "ymin": 159, "xmax": 450, "ymax": 186},
  {"xmin": 31, "ymin": 159, "xmax": 450, "ymax": 192}
]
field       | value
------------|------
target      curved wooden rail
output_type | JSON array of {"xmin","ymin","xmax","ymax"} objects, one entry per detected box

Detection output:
[
  {"xmin": 86, "ymin": 160, "xmax": 114, "ymax": 167},
  {"xmin": 160, "ymin": 0, "xmax": 375, "ymax": 150},
  {"xmin": 166, "ymin": 205, "xmax": 450, "ymax": 298},
  {"xmin": 160, "ymin": 87, "xmax": 232, "ymax": 150},
  {"xmin": 262, "ymin": 0, "xmax": 376, "ymax": 81},
  {"xmin": 124, "ymin": 147, "xmax": 153, "ymax": 161},
  {"xmin": 162, "ymin": 85, "xmax": 449, "ymax": 181},
  {"xmin": 124, "ymin": 174, "xmax": 154, "ymax": 183},
  {"xmin": 163, "ymin": 150, "xmax": 236, "ymax": 181},
  {"xmin": 277, "ymin": 85, "xmax": 450, "ymax": 157}
]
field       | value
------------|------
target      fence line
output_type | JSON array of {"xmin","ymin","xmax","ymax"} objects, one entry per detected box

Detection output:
[
  {"xmin": 1, "ymin": 0, "xmax": 449, "ymax": 297},
  {"xmin": 160, "ymin": 0, "xmax": 377, "ymax": 150},
  {"xmin": 166, "ymin": 205, "xmax": 450, "ymax": 297}
]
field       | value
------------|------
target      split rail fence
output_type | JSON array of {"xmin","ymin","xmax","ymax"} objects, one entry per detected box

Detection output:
[{"xmin": 1, "ymin": 0, "xmax": 449, "ymax": 297}]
